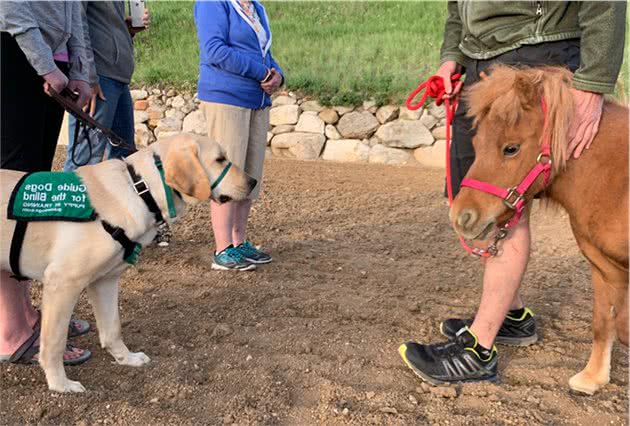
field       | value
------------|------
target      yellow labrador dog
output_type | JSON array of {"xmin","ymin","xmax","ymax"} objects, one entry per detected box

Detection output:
[{"xmin": 0, "ymin": 133, "xmax": 256, "ymax": 392}]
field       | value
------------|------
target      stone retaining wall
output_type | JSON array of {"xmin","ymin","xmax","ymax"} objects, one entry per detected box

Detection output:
[{"xmin": 130, "ymin": 88, "xmax": 447, "ymax": 168}]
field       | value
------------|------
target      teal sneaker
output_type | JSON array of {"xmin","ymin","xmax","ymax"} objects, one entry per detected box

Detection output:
[
  {"xmin": 212, "ymin": 245, "xmax": 256, "ymax": 271},
  {"xmin": 236, "ymin": 240, "xmax": 272, "ymax": 264}
]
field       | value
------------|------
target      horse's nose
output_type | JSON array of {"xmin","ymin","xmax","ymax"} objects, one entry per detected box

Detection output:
[{"xmin": 457, "ymin": 208, "xmax": 478, "ymax": 230}]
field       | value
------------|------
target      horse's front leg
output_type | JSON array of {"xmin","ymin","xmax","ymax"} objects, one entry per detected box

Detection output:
[
  {"xmin": 568, "ymin": 267, "xmax": 615, "ymax": 395},
  {"xmin": 86, "ymin": 274, "xmax": 150, "ymax": 366}
]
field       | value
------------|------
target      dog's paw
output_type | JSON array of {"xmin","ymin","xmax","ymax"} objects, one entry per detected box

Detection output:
[
  {"xmin": 118, "ymin": 351, "xmax": 151, "ymax": 367},
  {"xmin": 49, "ymin": 379, "xmax": 86, "ymax": 393}
]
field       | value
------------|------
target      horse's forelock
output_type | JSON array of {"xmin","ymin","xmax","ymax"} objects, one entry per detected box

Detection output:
[{"xmin": 466, "ymin": 65, "xmax": 574, "ymax": 173}]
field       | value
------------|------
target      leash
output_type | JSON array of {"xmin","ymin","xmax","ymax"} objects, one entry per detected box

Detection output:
[
  {"xmin": 49, "ymin": 87, "xmax": 138, "ymax": 167},
  {"xmin": 406, "ymin": 75, "xmax": 552, "ymax": 258}
]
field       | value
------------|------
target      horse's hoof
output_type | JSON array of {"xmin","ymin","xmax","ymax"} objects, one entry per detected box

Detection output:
[
  {"xmin": 569, "ymin": 371, "xmax": 608, "ymax": 395},
  {"xmin": 50, "ymin": 379, "xmax": 86, "ymax": 393},
  {"xmin": 117, "ymin": 351, "xmax": 151, "ymax": 367}
]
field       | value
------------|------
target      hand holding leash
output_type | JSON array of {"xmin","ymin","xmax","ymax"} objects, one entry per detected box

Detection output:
[
  {"xmin": 436, "ymin": 60, "xmax": 463, "ymax": 100},
  {"xmin": 42, "ymin": 67, "xmax": 69, "ymax": 96}
]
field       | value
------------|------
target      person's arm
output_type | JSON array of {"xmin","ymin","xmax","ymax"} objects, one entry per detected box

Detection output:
[
  {"xmin": 194, "ymin": 1, "xmax": 268, "ymax": 82},
  {"xmin": 572, "ymin": 1, "xmax": 626, "ymax": 94},
  {"xmin": 439, "ymin": 1, "xmax": 466, "ymax": 66},
  {"xmin": 567, "ymin": 1, "xmax": 626, "ymax": 159},
  {"xmin": 0, "ymin": 1, "xmax": 56, "ymax": 76},
  {"xmin": 66, "ymin": 1, "xmax": 93, "ymax": 84}
]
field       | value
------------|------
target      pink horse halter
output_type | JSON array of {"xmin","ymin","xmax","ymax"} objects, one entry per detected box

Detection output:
[
  {"xmin": 407, "ymin": 75, "xmax": 552, "ymax": 257},
  {"xmin": 460, "ymin": 97, "xmax": 553, "ymax": 230}
]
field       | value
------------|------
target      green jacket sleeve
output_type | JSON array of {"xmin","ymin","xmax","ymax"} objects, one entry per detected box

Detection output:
[
  {"xmin": 439, "ymin": 1, "xmax": 466, "ymax": 66},
  {"xmin": 572, "ymin": 1, "xmax": 627, "ymax": 94}
]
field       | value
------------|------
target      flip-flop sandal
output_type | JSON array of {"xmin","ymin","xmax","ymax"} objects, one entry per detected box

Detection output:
[
  {"xmin": 0, "ymin": 327, "xmax": 92, "ymax": 366},
  {"xmin": 34, "ymin": 309, "xmax": 90, "ymax": 338}
]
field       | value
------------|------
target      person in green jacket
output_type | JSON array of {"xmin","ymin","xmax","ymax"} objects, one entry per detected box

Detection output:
[{"xmin": 399, "ymin": 1, "xmax": 626, "ymax": 385}]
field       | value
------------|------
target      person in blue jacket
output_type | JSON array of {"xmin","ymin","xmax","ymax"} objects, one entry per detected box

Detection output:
[{"xmin": 195, "ymin": 0, "xmax": 284, "ymax": 271}]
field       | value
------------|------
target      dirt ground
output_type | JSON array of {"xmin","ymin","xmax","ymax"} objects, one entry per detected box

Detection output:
[{"xmin": 1, "ymin": 151, "xmax": 628, "ymax": 425}]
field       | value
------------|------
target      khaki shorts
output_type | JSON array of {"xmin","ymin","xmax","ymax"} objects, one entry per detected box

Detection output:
[{"xmin": 202, "ymin": 101, "xmax": 269, "ymax": 199}]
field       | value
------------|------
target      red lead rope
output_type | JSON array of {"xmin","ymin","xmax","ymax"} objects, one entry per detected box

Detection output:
[
  {"xmin": 406, "ymin": 75, "xmax": 495, "ymax": 257},
  {"xmin": 406, "ymin": 76, "xmax": 552, "ymax": 258}
]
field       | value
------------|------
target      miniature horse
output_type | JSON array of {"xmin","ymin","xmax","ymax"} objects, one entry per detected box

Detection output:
[{"xmin": 450, "ymin": 65, "xmax": 628, "ymax": 395}]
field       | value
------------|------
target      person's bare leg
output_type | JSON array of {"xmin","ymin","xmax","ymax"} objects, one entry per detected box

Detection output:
[
  {"xmin": 232, "ymin": 199, "xmax": 252, "ymax": 246},
  {"xmin": 469, "ymin": 210, "xmax": 531, "ymax": 349},
  {"xmin": 1, "ymin": 271, "xmax": 87, "ymax": 361},
  {"xmin": 0, "ymin": 271, "xmax": 33, "ymax": 355},
  {"xmin": 211, "ymin": 200, "xmax": 235, "ymax": 252}
]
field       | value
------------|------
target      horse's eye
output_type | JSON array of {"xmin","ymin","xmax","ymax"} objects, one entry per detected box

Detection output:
[
  {"xmin": 216, "ymin": 156, "xmax": 226, "ymax": 163},
  {"xmin": 502, "ymin": 144, "xmax": 520, "ymax": 157}
]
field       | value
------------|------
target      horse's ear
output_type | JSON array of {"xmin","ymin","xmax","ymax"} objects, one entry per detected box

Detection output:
[{"xmin": 514, "ymin": 74, "xmax": 538, "ymax": 109}]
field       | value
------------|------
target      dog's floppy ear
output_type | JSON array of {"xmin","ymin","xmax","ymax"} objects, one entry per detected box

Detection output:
[{"xmin": 164, "ymin": 139, "xmax": 211, "ymax": 200}]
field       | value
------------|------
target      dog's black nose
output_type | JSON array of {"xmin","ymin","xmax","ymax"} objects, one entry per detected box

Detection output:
[
  {"xmin": 247, "ymin": 176, "xmax": 258, "ymax": 192},
  {"xmin": 218, "ymin": 195, "xmax": 232, "ymax": 203}
]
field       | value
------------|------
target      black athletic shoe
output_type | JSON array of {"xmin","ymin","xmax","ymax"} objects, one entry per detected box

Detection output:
[
  {"xmin": 440, "ymin": 307, "xmax": 538, "ymax": 346},
  {"xmin": 399, "ymin": 327, "xmax": 498, "ymax": 385}
]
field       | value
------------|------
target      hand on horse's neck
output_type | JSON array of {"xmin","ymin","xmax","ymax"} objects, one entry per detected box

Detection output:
[{"xmin": 547, "ymin": 101, "xmax": 628, "ymax": 214}]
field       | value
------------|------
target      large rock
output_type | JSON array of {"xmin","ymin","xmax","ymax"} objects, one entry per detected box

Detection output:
[
  {"xmin": 334, "ymin": 105, "xmax": 354, "ymax": 115},
  {"xmin": 134, "ymin": 110, "xmax": 149, "ymax": 124},
  {"xmin": 428, "ymin": 102, "xmax": 446, "ymax": 120},
  {"xmin": 414, "ymin": 140, "xmax": 446, "ymax": 168},
  {"xmin": 134, "ymin": 123, "xmax": 155, "ymax": 146},
  {"xmin": 134, "ymin": 100, "xmax": 149, "ymax": 111},
  {"xmin": 362, "ymin": 99, "xmax": 378, "ymax": 113},
  {"xmin": 300, "ymin": 100, "xmax": 324, "ymax": 112},
  {"xmin": 165, "ymin": 109, "xmax": 186, "ymax": 120},
  {"xmin": 322, "ymin": 139, "xmax": 369, "ymax": 163},
  {"xmin": 319, "ymin": 108, "xmax": 339, "ymax": 124},
  {"xmin": 295, "ymin": 111, "xmax": 325, "ymax": 134},
  {"xmin": 272, "ymin": 95, "xmax": 296, "ymax": 107},
  {"xmin": 270, "ymin": 132, "xmax": 325, "ymax": 160},
  {"xmin": 376, "ymin": 105, "xmax": 399, "ymax": 124},
  {"xmin": 325, "ymin": 124, "xmax": 341, "ymax": 140},
  {"xmin": 431, "ymin": 125, "xmax": 448, "ymax": 140},
  {"xmin": 336, "ymin": 111, "xmax": 379, "ymax": 139},
  {"xmin": 369, "ymin": 144, "xmax": 412, "ymax": 165},
  {"xmin": 154, "ymin": 116, "xmax": 182, "ymax": 138},
  {"xmin": 130, "ymin": 89, "xmax": 148, "ymax": 101},
  {"xmin": 271, "ymin": 124, "xmax": 294, "ymax": 135},
  {"xmin": 399, "ymin": 106, "xmax": 422, "ymax": 120},
  {"xmin": 270, "ymin": 105, "xmax": 299, "ymax": 126},
  {"xmin": 375, "ymin": 120, "xmax": 434, "ymax": 149},
  {"xmin": 182, "ymin": 109, "xmax": 207, "ymax": 135},
  {"xmin": 420, "ymin": 109, "xmax": 438, "ymax": 129},
  {"xmin": 171, "ymin": 95, "xmax": 186, "ymax": 109}
]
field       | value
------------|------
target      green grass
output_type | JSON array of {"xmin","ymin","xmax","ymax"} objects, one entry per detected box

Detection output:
[{"xmin": 134, "ymin": 1, "xmax": 629, "ymax": 105}]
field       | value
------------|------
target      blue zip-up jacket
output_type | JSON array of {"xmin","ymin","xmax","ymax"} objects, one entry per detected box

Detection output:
[{"xmin": 194, "ymin": 0, "xmax": 283, "ymax": 110}]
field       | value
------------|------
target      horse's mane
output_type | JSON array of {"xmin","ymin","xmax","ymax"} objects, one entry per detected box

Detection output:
[{"xmin": 465, "ymin": 65, "xmax": 575, "ymax": 172}]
